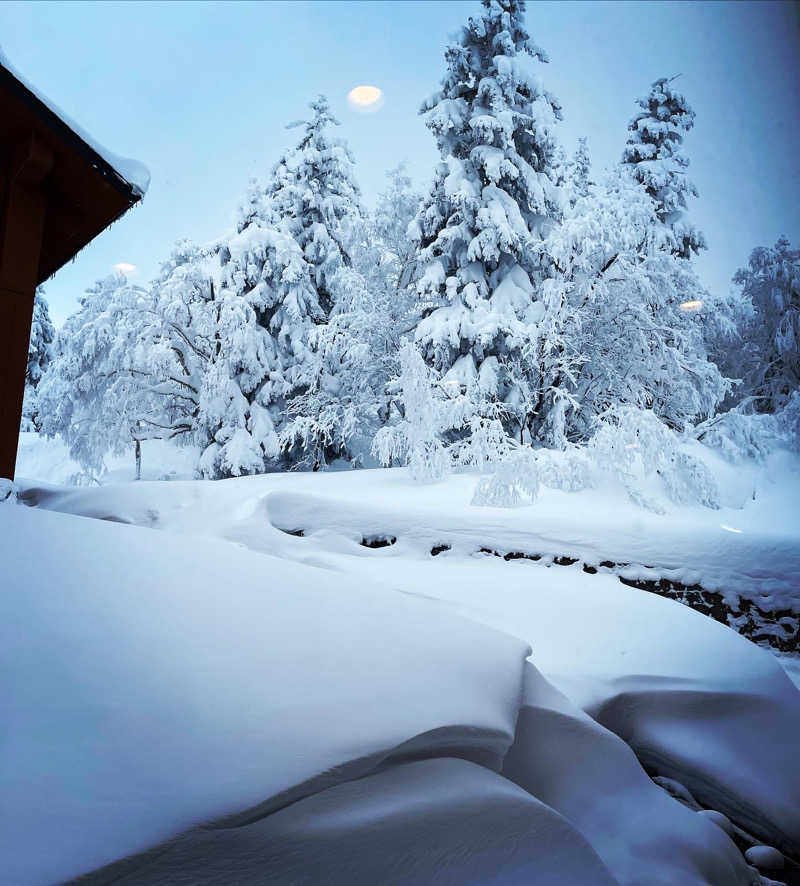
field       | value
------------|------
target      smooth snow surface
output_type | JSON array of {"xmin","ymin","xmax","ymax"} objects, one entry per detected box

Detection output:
[
  {"xmin": 0, "ymin": 47, "xmax": 150, "ymax": 196},
  {"xmin": 1, "ymin": 505, "xmax": 528, "ymax": 883},
  {"xmin": 79, "ymin": 759, "xmax": 619, "ymax": 886},
  {"xmin": 6, "ymin": 454, "xmax": 800, "ymax": 883}
]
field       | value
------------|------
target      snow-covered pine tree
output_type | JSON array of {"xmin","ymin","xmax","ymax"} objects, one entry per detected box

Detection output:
[
  {"xmin": 621, "ymin": 76, "xmax": 705, "ymax": 259},
  {"xmin": 21, "ymin": 288, "xmax": 55, "ymax": 431},
  {"xmin": 411, "ymin": 0, "xmax": 565, "ymax": 445},
  {"xmin": 196, "ymin": 218, "xmax": 308, "ymax": 478},
  {"xmin": 197, "ymin": 96, "xmax": 363, "ymax": 477},
  {"xmin": 266, "ymin": 94, "xmax": 362, "ymax": 317},
  {"xmin": 568, "ymin": 137, "xmax": 592, "ymax": 202}
]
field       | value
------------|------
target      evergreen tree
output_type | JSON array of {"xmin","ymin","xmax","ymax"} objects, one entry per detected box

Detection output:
[
  {"xmin": 266, "ymin": 95, "xmax": 362, "ymax": 316},
  {"xmin": 411, "ymin": 0, "xmax": 565, "ymax": 444},
  {"xmin": 621, "ymin": 76, "xmax": 705, "ymax": 259},
  {"xmin": 198, "ymin": 95, "xmax": 363, "ymax": 477},
  {"xmin": 21, "ymin": 288, "xmax": 55, "ymax": 431},
  {"xmin": 568, "ymin": 137, "xmax": 592, "ymax": 202}
]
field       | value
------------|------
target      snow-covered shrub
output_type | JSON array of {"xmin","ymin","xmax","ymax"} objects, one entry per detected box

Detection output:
[
  {"xmin": 695, "ymin": 391, "xmax": 800, "ymax": 462},
  {"xmin": 590, "ymin": 407, "xmax": 720, "ymax": 510},
  {"xmin": 0, "ymin": 479, "xmax": 18, "ymax": 503},
  {"xmin": 534, "ymin": 448, "xmax": 594, "ymax": 493},
  {"xmin": 695, "ymin": 409, "xmax": 781, "ymax": 463},
  {"xmin": 472, "ymin": 449, "xmax": 540, "ymax": 508},
  {"xmin": 452, "ymin": 417, "xmax": 517, "ymax": 471},
  {"xmin": 661, "ymin": 452, "xmax": 719, "ymax": 509},
  {"xmin": 372, "ymin": 344, "xmax": 454, "ymax": 482}
]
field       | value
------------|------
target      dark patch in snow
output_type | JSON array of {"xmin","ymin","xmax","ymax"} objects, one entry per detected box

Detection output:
[
  {"xmin": 620, "ymin": 575, "xmax": 800, "ymax": 654},
  {"xmin": 278, "ymin": 527, "xmax": 305, "ymax": 537},
  {"xmin": 473, "ymin": 543, "xmax": 799, "ymax": 654},
  {"xmin": 479, "ymin": 547, "xmax": 541, "ymax": 563},
  {"xmin": 98, "ymin": 514, "xmax": 132, "ymax": 525},
  {"xmin": 430, "ymin": 544, "xmax": 451, "ymax": 557},
  {"xmin": 361, "ymin": 535, "xmax": 397, "ymax": 549},
  {"xmin": 504, "ymin": 551, "xmax": 541, "ymax": 562}
]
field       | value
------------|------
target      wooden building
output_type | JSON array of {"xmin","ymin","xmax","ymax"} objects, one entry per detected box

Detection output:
[{"xmin": 0, "ymin": 57, "xmax": 145, "ymax": 480}]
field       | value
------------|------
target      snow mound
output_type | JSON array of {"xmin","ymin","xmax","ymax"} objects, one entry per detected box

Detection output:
[
  {"xmin": 82, "ymin": 759, "xmax": 619, "ymax": 885},
  {"xmin": 503, "ymin": 664, "xmax": 754, "ymax": 886},
  {"xmin": 0, "ymin": 505, "xmax": 528, "ymax": 884},
  {"xmin": 9, "ymin": 466, "xmax": 800, "ymax": 874}
]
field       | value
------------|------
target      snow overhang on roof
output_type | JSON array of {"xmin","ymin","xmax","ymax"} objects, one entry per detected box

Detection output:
[{"xmin": 0, "ymin": 49, "xmax": 150, "ymax": 284}]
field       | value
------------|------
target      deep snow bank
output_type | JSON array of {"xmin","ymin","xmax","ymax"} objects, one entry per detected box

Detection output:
[
  {"xmin": 1, "ymin": 501, "xmax": 769, "ymax": 886},
  {"xmin": 7, "ymin": 463, "xmax": 800, "ymax": 878},
  {"xmin": 0, "ymin": 504, "xmax": 528, "ymax": 884}
]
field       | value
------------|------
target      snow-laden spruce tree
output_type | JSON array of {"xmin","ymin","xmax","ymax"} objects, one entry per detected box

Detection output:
[
  {"xmin": 197, "ymin": 95, "xmax": 363, "ymax": 478},
  {"xmin": 21, "ymin": 288, "xmax": 55, "ymax": 432},
  {"xmin": 568, "ymin": 137, "xmax": 592, "ymax": 202},
  {"xmin": 411, "ymin": 0, "xmax": 565, "ymax": 445},
  {"xmin": 37, "ymin": 274, "xmax": 163, "ymax": 477},
  {"xmin": 266, "ymin": 95, "xmax": 362, "ymax": 316},
  {"xmin": 197, "ymin": 220, "xmax": 309, "ymax": 478},
  {"xmin": 621, "ymin": 76, "xmax": 705, "ymax": 259}
]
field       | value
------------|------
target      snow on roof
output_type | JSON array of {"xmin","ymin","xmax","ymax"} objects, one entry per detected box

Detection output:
[{"xmin": 0, "ymin": 46, "xmax": 150, "ymax": 198}]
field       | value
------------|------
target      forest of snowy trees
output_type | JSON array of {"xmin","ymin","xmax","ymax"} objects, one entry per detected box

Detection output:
[{"xmin": 29, "ymin": 0, "xmax": 799, "ymax": 498}]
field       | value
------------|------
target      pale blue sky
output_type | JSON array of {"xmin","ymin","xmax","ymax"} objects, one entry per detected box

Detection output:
[{"xmin": 1, "ymin": 0, "xmax": 798, "ymax": 324}]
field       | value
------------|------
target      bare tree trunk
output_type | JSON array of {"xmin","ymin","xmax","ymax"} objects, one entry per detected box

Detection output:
[{"xmin": 135, "ymin": 439, "xmax": 141, "ymax": 481}]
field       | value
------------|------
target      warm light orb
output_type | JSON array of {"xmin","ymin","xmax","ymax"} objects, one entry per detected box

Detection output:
[
  {"xmin": 347, "ymin": 85, "xmax": 384, "ymax": 113},
  {"xmin": 114, "ymin": 262, "xmax": 137, "ymax": 275},
  {"xmin": 679, "ymin": 299, "xmax": 703, "ymax": 312}
]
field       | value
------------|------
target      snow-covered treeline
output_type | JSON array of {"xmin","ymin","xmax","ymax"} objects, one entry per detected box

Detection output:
[{"xmin": 31, "ymin": 0, "xmax": 799, "ymax": 490}]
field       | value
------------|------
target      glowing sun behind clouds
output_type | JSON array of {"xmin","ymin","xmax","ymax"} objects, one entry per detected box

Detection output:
[{"xmin": 347, "ymin": 85, "xmax": 384, "ymax": 113}]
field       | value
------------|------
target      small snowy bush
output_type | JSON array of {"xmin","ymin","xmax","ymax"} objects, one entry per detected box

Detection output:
[
  {"xmin": 661, "ymin": 452, "xmax": 720, "ymax": 509},
  {"xmin": 590, "ymin": 407, "xmax": 720, "ymax": 510},
  {"xmin": 452, "ymin": 417, "xmax": 517, "ymax": 471},
  {"xmin": 472, "ymin": 450, "xmax": 540, "ymax": 509},
  {"xmin": 695, "ymin": 392, "xmax": 800, "ymax": 462},
  {"xmin": 534, "ymin": 448, "xmax": 594, "ymax": 493},
  {"xmin": 372, "ymin": 344, "xmax": 454, "ymax": 482}
]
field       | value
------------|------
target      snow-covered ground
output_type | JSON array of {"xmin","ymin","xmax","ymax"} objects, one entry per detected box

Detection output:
[{"xmin": 5, "ymin": 434, "xmax": 800, "ymax": 884}]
